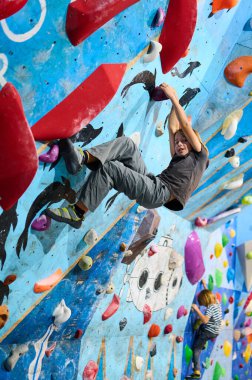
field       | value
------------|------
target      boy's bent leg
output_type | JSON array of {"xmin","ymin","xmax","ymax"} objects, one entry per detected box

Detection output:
[
  {"xmin": 79, "ymin": 161, "xmax": 170, "ymax": 212},
  {"xmin": 45, "ymin": 204, "xmax": 84, "ymax": 229},
  {"xmin": 86, "ymin": 136, "xmax": 148, "ymax": 175}
]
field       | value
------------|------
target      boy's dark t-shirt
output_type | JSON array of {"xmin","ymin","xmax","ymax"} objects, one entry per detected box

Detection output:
[{"xmin": 157, "ymin": 145, "xmax": 209, "ymax": 211}]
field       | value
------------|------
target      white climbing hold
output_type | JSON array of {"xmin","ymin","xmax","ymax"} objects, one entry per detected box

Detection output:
[
  {"xmin": 53, "ymin": 299, "xmax": 71, "ymax": 326},
  {"xmin": 221, "ymin": 109, "xmax": 243, "ymax": 140},
  {"xmin": 222, "ymin": 174, "xmax": 244, "ymax": 190},
  {"xmin": 168, "ymin": 250, "xmax": 184, "ymax": 269},
  {"xmin": 232, "ymin": 351, "xmax": 237, "ymax": 360},
  {"xmin": 229, "ymin": 156, "xmax": 240, "ymax": 168},
  {"xmin": 164, "ymin": 307, "xmax": 173, "ymax": 320},
  {"xmin": 123, "ymin": 250, "xmax": 133, "ymax": 258},
  {"xmin": 130, "ymin": 132, "xmax": 141, "ymax": 148},
  {"xmin": 78, "ymin": 256, "xmax": 93, "ymax": 271},
  {"xmin": 137, "ymin": 205, "xmax": 146, "ymax": 213},
  {"xmin": 4, "ymin": 344, "xmax": 29, "ymax": 372},
  {"xmin": 135, "ymin": 355, "xmax": 144, "ymax": 371},
  {"xmin": 106, "ymin": 282, "xmax": 115, "ymax": 294},
  {"xmin": 155, "ymin": 121, "xmax": 164, "ymax": 137},
  {"xmin": 84, "ymin": 229, "xmax": 98, "ymax": 245},
  {"xmin": 143, "ymin": 40, "xmax": 162, "ymax": 63}
]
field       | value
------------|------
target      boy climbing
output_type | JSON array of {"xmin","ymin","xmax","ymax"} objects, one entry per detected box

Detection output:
[
  {"xmin": 187, "ymin": 279, "xmax": 223, "ymax": 379},
  {"xmin": 45, "ymin": 83, "xmax": 209, "ymax": 228}
]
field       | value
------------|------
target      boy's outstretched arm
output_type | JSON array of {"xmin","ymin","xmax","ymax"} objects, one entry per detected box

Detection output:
[
  {"xmin": 160, "ymin": 83, "xmax": 202, "ymax": 152},
  {"xmin": 201, "ymin": 279, "xmax": 208, "ymax": 290},
  {"xmin": 168, "ymin": 106, "xmax": 179, "ymax": 156}
]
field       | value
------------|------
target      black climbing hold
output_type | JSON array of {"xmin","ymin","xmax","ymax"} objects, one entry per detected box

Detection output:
[
  {"xmin": 150, "ymin": 343, "xmax": 157, "ymax": 357},
  {"xmin": 238, "ymin": 136, "xmax": 248, "ymax": 143},
  {"xmin": 119, "ymin": 317, "xmax": 127, "ymax": 331},
  {"xmin": 224, "ymin": 148, "xmax": 235, "ymax": 158}
]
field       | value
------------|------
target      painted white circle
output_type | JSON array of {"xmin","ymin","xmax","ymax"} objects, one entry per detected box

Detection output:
[
  {"xmin": 0, "ymin": 53, "xmax": 8, "ymax": 86},
  {"xmin": 0, "ymin": 0, "xmax": 47, "ymax": 43}
]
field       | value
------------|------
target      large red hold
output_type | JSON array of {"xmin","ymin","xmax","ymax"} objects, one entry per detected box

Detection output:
[
  {"xmin": 31, "ymin": 64, "xmax": 127, "ymax": 141},
  {"xmin": 0, "ymin": 83, "xmax": 38, "ymax": 210},
  {"xmin": 159, "ymin": 0, "xmax": 197, "ymax": 74},
  {"xmin": 66, "ymin": 0, "xmax": 140, "ymax": 46},
  {"xmin": 83, "ymin": 360, "xmax": 98, "ymax": 380},
  {"xmin": 102, "ymin": 294, "xmax": 120, "ymax": 321},
  {"xmin": 0, "ymin": 0, "xmax": 28, "ymax": 21}
]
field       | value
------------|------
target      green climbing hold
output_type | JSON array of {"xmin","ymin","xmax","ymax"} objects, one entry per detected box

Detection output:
[
  {"xmin": 246, "ymin": 251, "xmax": 252, "ymax": 260},
  {"xmin": 215, "ymin": 269, "xmax": 223, "ymax": 287},
  {"xmin": 193, "ymin": 319, "xmax": 202, "ymax": 330},
  {"xmin": 222, "ymin": 234, "xmax": 229, "ymax": 247},
  {"xmin": 208, "ymin": 275, "xmax": 214, "ymax": 291},
  {"xmin": 205, "ymin": 341, "xmax": 208, "ymax": 350},
  {"xmin": 78, "ymin": 256, "xmax": 93, "ymax": 271},
  {"xmin": 222, "ymin": 293, "xmax": 228, "ymax": 306},
  {"xmin": 185, "ymin": 344, "xmax": 193, "ymax": 365},
  {"xmin": 234, "ymin": 375, "xmax": 239, "ymax": 380},
  {"xmin": 205, "ymin": 357, "xmax": 211, "ymax": 369},
  {"xmin": 212, "ymin": 361, "xmax": 225, "ymax": 380}
]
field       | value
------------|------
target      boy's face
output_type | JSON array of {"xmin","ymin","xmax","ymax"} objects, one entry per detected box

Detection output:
[{"xmin": 174, "ymin": 131, "xmax": 192, "ymax": 157}]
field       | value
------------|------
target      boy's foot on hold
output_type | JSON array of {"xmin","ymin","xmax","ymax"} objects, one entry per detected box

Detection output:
[
  {"xmin": 185, "ymin": 371, "xmax": 201, "ymax": 379},
  {"xmin": 45, "ymin": 204, "xmax": 84, "ymax": 229},
  {"xmin": 59, "ymin": 138, "xmax": 87, "ymax": 175}
]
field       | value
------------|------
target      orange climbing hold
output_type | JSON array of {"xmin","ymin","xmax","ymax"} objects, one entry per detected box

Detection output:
[
  {"xmin": 33, "ymin": 269, "xmax": 63, "ymax": 293},
  {"xmin": 3, "ymin": 274, "xmax": 17, "ymax": 286},
  {"xmin": 224, "ymin": 56, "xmax": 252, "ymax": 88},
  {"xmin": 212, "ymin": 0, "xmax": 239, "ymax": 14},
  {"xmin": 148, "ymin": 324, "xmax": 161, "ymax": 338},
  {"xmin": 0, "ymin": 305, "xmax": 9, "ymax": 329}
]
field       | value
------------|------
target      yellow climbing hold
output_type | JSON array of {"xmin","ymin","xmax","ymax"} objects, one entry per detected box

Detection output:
[
  {"xmin": 223, "ymin": 340, "xmax": 232, "ymax": 357},
  {"xmin": 243, "ymin": 344, "xmax": 252, "ymax": 363},
  {"xmin": 78, "ymin": 256, "xmax": 93, "ymax": 271},
  {"xmin": 229, "ymin": 229, "xmax": 236, "ymax": 238},
  {"xmin": 214, "ymin": 243, "xmax": 223, "ymax": 258},
  {"xmin": 223, "ymin": 260, "xmax": 228, "ymax": 268}
]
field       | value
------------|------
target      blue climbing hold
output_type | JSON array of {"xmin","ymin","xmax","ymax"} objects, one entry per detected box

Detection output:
[{"xmin": 227, "ymin": 268, "xmax": 235, "ymax": 283}]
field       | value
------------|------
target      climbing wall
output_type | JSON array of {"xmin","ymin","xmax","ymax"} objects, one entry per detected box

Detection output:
[{"xmin": 0, "ymin": 0, "xmax": 252, "ymax": 378}]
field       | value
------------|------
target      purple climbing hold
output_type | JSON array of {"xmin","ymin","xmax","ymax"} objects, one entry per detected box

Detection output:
[
  {"xmin": 151, "ymin": 87, "xmax": 168, "ymax": 101},
  {"xmin": 184, "ymin": 231, "xmax": 205, "ymax": 285},
  {"xmin": 39, "ymin": 144, "xmax": 59, "ymax": 163},
  {"xmin": 177, "ymin": 305, "xmax": 188, "ymax": 319},
  {"xmin": 152, "ymin": 7, "xmax": 166, "ymax": 27},
  {"xmin": 31, "ymin": 214, "xmax": 51, "ymax": 231}
]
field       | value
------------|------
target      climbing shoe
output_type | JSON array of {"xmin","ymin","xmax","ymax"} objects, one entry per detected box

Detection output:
[
  {"xmin": 59, "ymin": 138, "xmax": 87, "ymax": 175},
  {"xmin": 45, "ymin": 204, "xmax": 84, "ymax": 229},
  {"xmin": 185, "ymin": 371, "xmax": 201, "ymax": 379}
]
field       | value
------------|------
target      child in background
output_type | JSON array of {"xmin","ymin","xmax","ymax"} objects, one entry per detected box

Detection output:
[{"xmin": 187, "ymin": 279, "xmax": 222, "ymax": 379}]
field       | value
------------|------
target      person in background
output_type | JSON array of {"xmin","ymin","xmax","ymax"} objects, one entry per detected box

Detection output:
[{"xmin": 187, "ymin": 279, "xmax": 222, "ymax": 379}]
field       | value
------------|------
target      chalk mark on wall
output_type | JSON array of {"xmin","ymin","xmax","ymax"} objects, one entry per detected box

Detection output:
[{"xmin": 0, "ymin": 0, "xmax": 47, "ymax": 43}]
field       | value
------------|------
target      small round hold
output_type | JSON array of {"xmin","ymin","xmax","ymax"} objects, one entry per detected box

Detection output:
[
  {"xmin": 238, "ymin": 136, "xmax": 248, "ymax": 143},
  {"xmin": 120, "ymin": 242, "xmax": 127, "ymax": 252},
  {"xmin": 119, "ymin": 317, "xmax": 127, "ymax": 331},
  {"xmin": 176, "ymin": 336, "xmax": 183, "ymax": 343},
  {"xmin": 224, "ymin": 148, "xmax": 235, "ymax": 158},
  {"xmin": 106, "ymin": 282, "xmax": 115, "ymax": 294},
  {"xmin": 74, "ymin": 329, "xmax": 83, "ymax": 339},
  {"xmin": 78, "ymin": 256, "xmax": 93, "ymax": 271}
]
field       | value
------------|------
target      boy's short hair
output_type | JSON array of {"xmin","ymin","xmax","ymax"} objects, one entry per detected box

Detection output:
[
  {"xmin": 197, "ymin": 289, "xmax": 215, "ymax": 306},
  {"xmin": 174, "ymin": 128, "xmax": 209, "ymax": 155}
]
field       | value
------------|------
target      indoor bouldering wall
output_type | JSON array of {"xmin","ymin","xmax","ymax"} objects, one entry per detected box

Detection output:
[{"xmin": 1, "ymin": 0, "xmax": 252, "ymax": 379}]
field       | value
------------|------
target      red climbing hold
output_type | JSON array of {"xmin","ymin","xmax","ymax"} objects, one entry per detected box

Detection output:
[
  {"xmin": 164, "ymin": 324, "xmax": 173, "ymax": 334},
  {"xmin": 0, "ymin": 83, "xmax": 38, "ymax": 210},
  {"xmin": 176, "ymin": 336, "xmax": 184, "ymax": 343},
  {"xmin": 74, "ymin": 329, "xmax": 84, "ymax": 339},
  {"xmin": 143, "ymin": 304, "xmax": 152, "ymax": 324},
  {"xmin": 102, "ymin": 294, "xmax": 120, "ymax": 321},
  {"xmin": 45, "ymin": 342, "xmax": 57, "ymax": 357},
  {"xmin": 0, "ymin": 0, "xmax": 28, "ymax": 21},
  {"xmin": 66, "ymin": 0, "xmax": 140, "ymax": 46},
  {"xmin": 229, "ymin": 296, "xmax": 234, "ymax": 304},
  {"xmin": 31, "ymin": 64, "xmax": 127, "ymax": 141},
  {"xmin": 159, "ymin": 0, "xmax": 197, "ymax": 74},
  {"xmin": 83, "ymin": 360, "xmax": 98, "ymax": 380}
]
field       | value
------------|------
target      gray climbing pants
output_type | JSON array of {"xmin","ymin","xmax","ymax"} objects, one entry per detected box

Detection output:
[{"xmin": 79, "ymin": 136, "xmax": 170, "ymax": 212}]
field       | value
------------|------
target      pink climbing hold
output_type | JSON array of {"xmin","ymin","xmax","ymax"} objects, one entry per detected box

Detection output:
[
  {"xmin": 151, "ymin": 86, "xmax": 168, "ymax": 101},
  {"xmin": 102, "ymin": 294, "xmax": 120, "ymax": 321},
  {"xmin": 45, "ymin": 342, "xmax": 57, "ymax": 357},
  {"xmin": 244, "ymin": 319, "xmax": 251, "ymax": 327},
  {"xmin": 177, "ymin": 305, "xmax": 188, "ymax": 319},
  {"xmin": 164, "ymin": 324, "xmax": 173, "ymax": 334},
  {"xmin": 31, "ymin": 214, "xmax": 51, "ymax": 231},
  {"xmin": 148, "ymin": 244, "xmax": 158, "ymax": 257},
  {"xmin": 194, "ymin": 217, "xmax": 208, "ymax": 227},
  {"xmin": 152, "ymin": 7, "xmax": 166, "ymax": 27},
  {"xmin": 143, "ymin": 304, "xmax": 152, "ymax": 324},
  {"xmin": 83, "ymin": 360, "xmax": 98, "ymax": 380},
  {"xmin": 184, "ymin": 231, "xmax": 205, "ymax": 285},
  {"xmin": 39, "ymin": 144, "xmax": 59, "ymax": 163}
]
